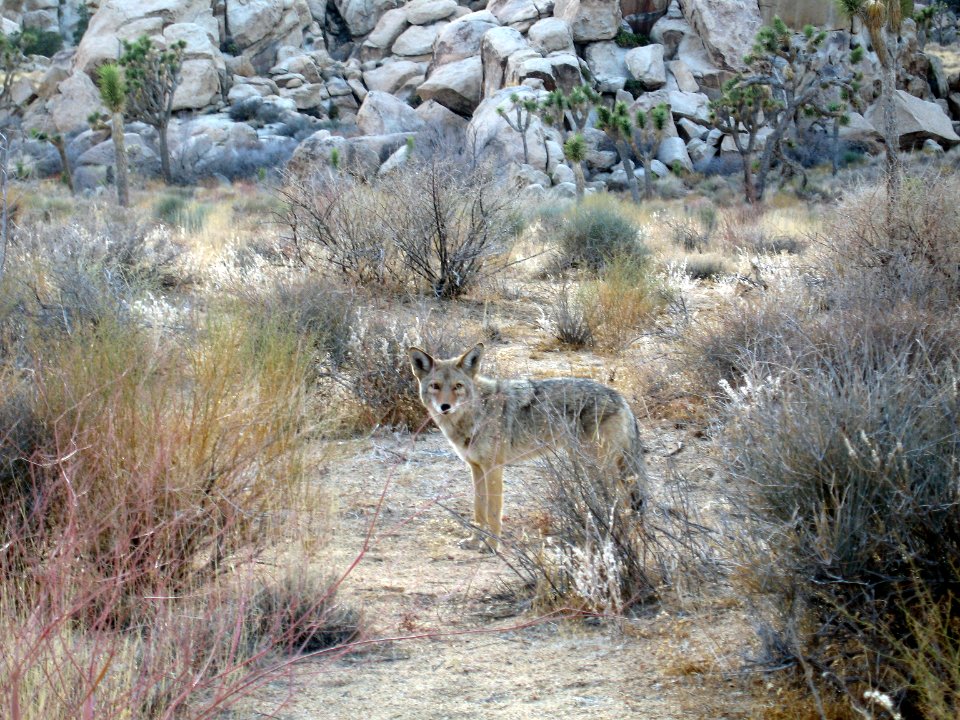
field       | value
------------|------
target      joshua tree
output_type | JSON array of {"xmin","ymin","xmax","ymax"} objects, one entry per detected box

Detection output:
[
  {"xmin": 631, "ymin": 103, "xmax": 670, "ymax": 200},
  {"xmin": 539, "ymin": 85, "xmax": 599, "ymax": 202},
  {"xmin": 97, "ymin": 63, "xmax": 129, "ymax": 207},
  {"xmin": 595, "ymin": 100, "xmax": 641, "ymax": 203},
  {"xmin": 0, "ymin": 32, "xmax": 28, "ymax": 117},
  {"xmin": 119, "ymin": 35, "xmax": 186, "ymax": 184},
  {"xmin": 496, "ymin": 92, "xmax": 539, "ymax": 165},
  {"xmin": 837, "ymin": 0, "xmax": 905, "ymax": 202},
  {"xmin": 710, "ymin": 18, "xmax": 863, "ymax": 203},
  {"xmin": 31, "ymin": 129, "xmax": 74, "ymax": 193},
  {"xmin": 562, "ymin": 134, "xmax": 587, "ymax": 200}
]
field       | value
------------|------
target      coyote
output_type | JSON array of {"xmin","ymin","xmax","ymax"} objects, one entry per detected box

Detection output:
[{"xmin": 408, "ymin": 343, "xmax": 645, "ymax": 551}]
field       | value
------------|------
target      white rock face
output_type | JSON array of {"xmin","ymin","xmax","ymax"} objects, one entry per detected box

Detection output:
[
  {"xmin": 668, "ymin": 59, "xmax": 699, "ymax": 92},
  {"xmin": 432, "ymin": 14, "xmax": 500, "ymax": 68},
  {"xmin": 467, "ymin": 86, "xmax": 553, "ymax": 171},
  {"xmin": 334, "ymin": 0, "xmax": 399, "ymax": 36},
  {"xmin": 584, "ymin": 42, "xmax": 629, "ymax": 93},
  {"xmin": 75, "ymin": 0, "xmax": 217, "ymax": 73},
  {"xmin": 668, "ymin": 90, "xmax": 710, "ymax": 122},
  {"xmin": 361, "ymin": 8, "xmax": 410, "ymax": 61},
  {"xmin": 164, "ymin": 23, "xmax": 225, "ymax": 111},
  {"xmin": 357, "ymin": 90, "xmax": 426, "ymax": 134},
  {"xmin": 838, "ymin": 111, "xmax": 882, "ymax": 144},
  {"xmin": 49, "ymin": 71, "xmax": 106, "ymax": 134},
  {"xmin": 527, "ymin": 17, "xmax": 573, "ymax": 55},
  {"xmin": 486, "ymin": 0, "xmax": 553, "ymax": 31},
  {"xmin": 363, "ymin": 59, "xmax": 426, "ymax": 94},
  {"xmin": 680, "ymin": 0, "xmax": 762, "ymax": 71},
  {"xmin": 480, "ymin": 26, "xmax": 528, "ymax": 98},
  {"xmin": 393, "ymin": 22, "xmax": 446, "ymax": 57},
  {"xmin": 865, "ymin": 90, "xmax": 960, "ymax": 148},
  {"xmin": 417, "ymin": 56, "xmax": 482, "ymax": 115},
  {"xmin": 404, "ymin": 0, "xmax": 458, "ymax": 25},
  {"xmin": 553, "ymin": 0, "xmax": 620, "ymax": 42},
  {"xmin": 625, "ymin": 44, "xmax": 666, "ymax": 89},
  {"xmin": 656, "ymin": 135, "xmax": 693, "ymax": 171}
]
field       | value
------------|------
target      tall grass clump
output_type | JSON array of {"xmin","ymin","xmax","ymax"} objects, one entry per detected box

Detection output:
[
  {"xmin": 581, "ymin": 253, "xmax": 666, "ymax": 351},
  {"xmin": 0, "ymin": 206, "xmax": 357, "ymax": 718},
  {"xmin": 549, "ymin": 194, "xmax": 648, "ymax": 273}
]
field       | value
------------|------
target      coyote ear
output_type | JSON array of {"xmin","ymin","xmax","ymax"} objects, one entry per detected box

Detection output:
[
  {"xmin": 456, "ymin": 343, "xmax": 484, "ymax": 377},
  {"xmin": 408, "ymin": 347, "xmax": 434, "ymax": 379}
]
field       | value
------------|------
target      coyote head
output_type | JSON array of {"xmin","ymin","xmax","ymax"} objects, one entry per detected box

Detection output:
[{"xmin": 408, "ymin": 344, "xmax": 484, "ymax": 417}]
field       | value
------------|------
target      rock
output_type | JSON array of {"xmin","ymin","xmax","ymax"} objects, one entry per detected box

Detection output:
[
  {"xmin": 680, "ymin": 0, "xmax": 762, "ymax": 71},
  {"xmin": 552, "ymin": 162, "xmax": 575, "ymax": 184},
  {"xmin": 363, "ymin": 59, "xmax": 427, "ymax": 94},
  {"xmin": 227, "ymin": 0, "xmax": 310, "ymax": 69},
  {"xmin": 527, "ymin": 17, "xmax": 574, "ymax": 54},
  {"xmin": 10, "ymin": 77, "xmax": 37, "ymax": 107},
  {"xmin": 467, "ymin": 86, "xmax": 553, "ymax": 171},
  {"xmin": 405, "ymin": 0, "xmax": 458, "ymax": 25},
  {"xmin": 507, "ymin": 161, "xmax": 551, "ymax": 188},
  {"xmin": 676, "ymin": 33, "xmax": 725, "ymax": 90},
  {"xmin": 758, "ymin": 0, "xmax": 843, "ymax": 30},
  {"xmin": 650, "ymin": 15, "xmax": 691, "ymax": 59},
  {"xmin": 865, "ymin": 90, "xmax": 960, "ymax": 148},
  {"xmin": 417, "ymin": 56, "xmax": 482, "ymax": 115},
  {"xmin": 667, "ymin": 90, "xmax": 710, "ymax": 123},
  {"xmin": 361, "ymin": 8, "xmax": 409, "ymax": 61},
  {"xmin": 164, "ymin": 23, "xmax": 225, "ymax": 111},
  {"xmin": 286, "ymin": 130, "xmax": 380, "ymax": 179},
  {"xmin": 668, "ymin": 59, "xmax": 699, "ymax": 92},
  {"xmin": 76, "ymin": 0, "xmax": 222, "ymax": 73},
  {"xmin": 281, "ymin": 82, "xmax": 328, "ymax": 109},
  {"xmin": 948, "ymin": 93, "xmax": 960, "ymax": 122},
  {"xmin": 838, "ymin": 111, "xmax": 882, "ymax": 144},
  {"xmin": 415, "ymin": 98, "xmax": 469, "ymax": 131},
  {"xmin": 480, "ymin": 26, "xmax": 529, "ymax": 98},
  {"xmin": 1, "ymin": 18, "xmax": 19, "ymax": 36},
  {"xmin": 506, "ymin": 52, "xmax": 558, "ymax": 90},
  {"xmin": 432, "ymin": 14, "xmax": 499, "ymax": 68},
  {"xmin": 686, "ymin": 136, "xmax": 715, "ymax": 165},
  {"xmin": 656, "ymin": 135, "xmax": 693, "ymax": 171},
  {"xmin": 333, "ymin": 0, "xmax": 398, "ymax": 36},
  {"xmin": 272, "ymin": 54, "xmax": 324, "ymax": 83},
  {"xmin": 548, "ymin": 53, "xmax": 584, "ymax": 93},
  {"xmin": 357, "ymin": 90, "xmax": 425, "ymax": 134},
  {"xmin": 486, "ymin": 0, "xmax": 553, "ymax": 31},
  {"xmin": 927, "ymin": 53, "xmax": 949, "ymax": 99},
  {"xmin": 393, "ymin": 21, "xmax": 446, "ymax": 57},
  {"xmin": 650, "ymin": 158, "xmax": 669, "ymax": 177},
  {"xmin": 584, "ymin": 41, "xmax": 629, "ymax": 93},
  {"xmin": 553, "ymin": 0, "xmax": 621, "ymax": 41},
  {"xmin": 350, "ymin": 132, "xmax": 416, "ymax": 163},
  {"xmin": 625, "ymin": 44, "xmax": 666, "ymax": 89},
  {"xmin": 48, "ymin": 72, "xmax": 106, "ymax": 135},
  {"xmin": 922, "ymin": 138, "xmax": 944, "ymax": 154},
  {"xmin": 677, "ymin": 117, "xmax": 707, "ymax": 140},
  {"xmin": 77, "ymin": 132, "xmax": 160, "ymax": 178},
  {"xmin": 379, "ymin": 142, "xmax": 412, "ymax": 174}
]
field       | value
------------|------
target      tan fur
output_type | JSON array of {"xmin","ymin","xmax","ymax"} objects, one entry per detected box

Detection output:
[{"xmin": 408, "ymin": 343, "xmax": 645, "ymax": 552}]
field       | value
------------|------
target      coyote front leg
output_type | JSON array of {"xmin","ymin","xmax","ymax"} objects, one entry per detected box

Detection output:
[
  {"xmin": 459, "ymin": 461, "xmax": 487, "ymax": 550},
  {"xmin": 484, "ymin": 465, "xmax": 504, "ymax": 552}
]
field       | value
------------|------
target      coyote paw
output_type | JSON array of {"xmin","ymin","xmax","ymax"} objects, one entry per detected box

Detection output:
[{"xmin": 458, "ymin": 535, "xmax": 482, "ymax": 550}]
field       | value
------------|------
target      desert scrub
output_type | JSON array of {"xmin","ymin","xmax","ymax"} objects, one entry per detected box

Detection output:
[
  {"xmin": 540, "ymin": 285, "xmax": 596, "ymax": 349},
  {"xmin": 279, "ymin": 157, "xmax": 518, "ymax": 298},
  {"xmin": 581, "ymin": 253, "xmax": 667, "ymax": 351},
  {"xmin": 548, "ymin": 194, "xmax": 649, "ymax": 273}
]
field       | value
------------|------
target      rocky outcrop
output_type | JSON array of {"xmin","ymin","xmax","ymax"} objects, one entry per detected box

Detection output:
[
  {"xmin": 357, "ymin": 90, "xmax": 425, "ymax": 133},
  {"xmin": 865, "ymin": 90, "xmax": 960, "ymax": 148},
  {"xmin": 553, "ymin": 0, "xmax": 620, "ymax": 42},
  {"xmin": 48, "ymin": 71, "xmax": 106, "ymax": 134},
  {"xmin": 680, "ymin": 0, "xmax": 762, "ymax": 71},
  {"xmin": 625, "ymin": 44, "xmax": 666, "ymax": 90},
  {"xmin": 417, "ymin": 55, "xmax": 482, "ymax": 115}
]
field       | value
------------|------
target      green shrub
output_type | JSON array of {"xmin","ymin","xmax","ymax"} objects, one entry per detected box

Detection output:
[
  {"xmin": 552, "ymin": 195, "xmax": 648, "ymax": 273},
  {"xmin": 614, "ymin": 28, "xmax": 648, "ymax": 48},
  {"xmin": 21, "ymin": 29, "xmax": 63, "ymax": 57}
]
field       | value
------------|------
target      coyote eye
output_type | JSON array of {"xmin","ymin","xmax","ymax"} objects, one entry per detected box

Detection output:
[
  {"xmin": 454, "ymin": 383, "xmax": 464, "ymax": 391},
  {"xmin": 429, "ymin": 383, "xmax": 441, "ymax": 391}
]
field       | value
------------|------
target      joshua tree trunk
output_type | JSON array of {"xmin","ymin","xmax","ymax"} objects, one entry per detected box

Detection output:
[
  {"xmin": 879, "ymin": 61, "xmax": 902, "ymax": 202},
  {"xmin": 573, "ymin": 161, "xmax": 586, "ymax": 201},
  {"xmin": 53, "ymin": 137, "xmax": 74, "ymax": 194},
  {"xmin": 158, "ymin": 120, "xmax": 172, "ymax": 184},
  {"xmin": 112, "ymin": 111, "xmax": 129, "ymax": 207},
  {"xmin": 618, "ymin": 141, "xmax": 640, "ymax": 204},
  {"xmin": 831, "ymin": 115, "xmax": 841, "ymax": 176}
]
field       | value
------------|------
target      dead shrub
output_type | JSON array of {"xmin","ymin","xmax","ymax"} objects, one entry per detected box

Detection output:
[
  {"xmin": 581, "ymin": 253, "xmax": 667, "ymax": 351},
  {"xmin": 539, "ymin": 285, "xmax": 596, "ymax": 349},
  {"xmin": 278, "ymin": 158, "xmax": 518, "ymax": 298}
]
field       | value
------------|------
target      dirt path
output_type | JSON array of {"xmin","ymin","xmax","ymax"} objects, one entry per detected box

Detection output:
[{"xmin": 242, "ymin": 417, "xmax": 756, "ymax": 719}]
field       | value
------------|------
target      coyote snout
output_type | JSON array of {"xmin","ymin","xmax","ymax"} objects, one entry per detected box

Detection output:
[{"xmin": 409, "ymin": 343, "xmax": 645, "ymax": 552}]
